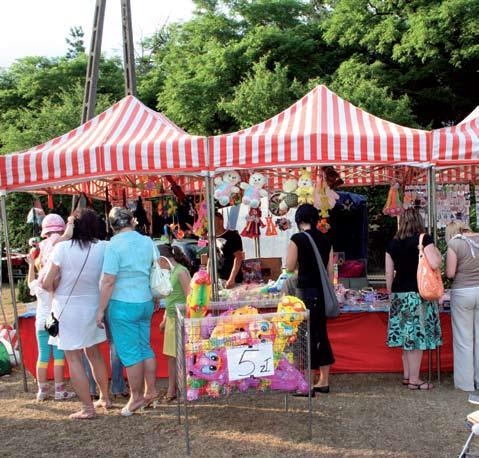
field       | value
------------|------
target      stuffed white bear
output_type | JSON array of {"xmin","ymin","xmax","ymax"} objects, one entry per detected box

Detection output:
[
  {"xmin": 214, "ymin": 171, "xmax": 241, "ymax": 206},
  {"xmin": 279, "ymin": 178, "xmax": 299, "ymax": 214},
  {"xmin": 240, "ymin": 172, "xmax": 268, "ymax": 209}
]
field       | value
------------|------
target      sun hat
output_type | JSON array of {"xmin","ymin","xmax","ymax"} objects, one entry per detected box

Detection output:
[{"xmin": 41, "ymin": 213, "xmax": 66, "ymax": 237}]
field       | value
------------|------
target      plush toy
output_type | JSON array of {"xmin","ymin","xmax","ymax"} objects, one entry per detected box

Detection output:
[
  {"xmin": 241, "ymin": 208, "xmax": 265, "ymax": 238},
  {"xmin": 261, "ymin": 268, "xmax": 293, "ymax": 294},
  {"xmin": 275, "ymin": 217, "xmax": 292, "ymax": 231},
  {"xmin": 240, "ymin": 173, "xmax": 268, "ymax": 209},
  {"xmin": 314, "ymin": 174, "xmax": 339, "ymax": 218},
  {"xmin": 186, "ymin": 268, "xmax": 211, "ymax": 319},
  {"xmin": 192, "ymin": 201, "xmax": 208, "ymax": 237},
  {"xmin": 214, "ymin": 171, "xmax": 241, "ymax": 207},
  {"xmin": 279, "ymin": 178, "xmax": 299, "ymax": 214},
  {"xmin": 295, "ymin": 170, "xmax": 314, "ymax": 205}
]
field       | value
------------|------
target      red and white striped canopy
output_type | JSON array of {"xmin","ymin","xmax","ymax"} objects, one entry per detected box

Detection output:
[
  {"xmin": 209, "ymin": 85, "xmax": 430, "ymax": 171},
  {"xmin": 432, "ymin": 111, "xmax": 479, "ymax": 165},
  {"xmin": 0, "ymin": 96, "xmax": 207, "ymax": 191}
]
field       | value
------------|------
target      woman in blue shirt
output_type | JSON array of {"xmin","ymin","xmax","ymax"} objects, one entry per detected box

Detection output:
[{"xmin": 97, "ymin": 207, "xmax": 159, "ymax": 416}]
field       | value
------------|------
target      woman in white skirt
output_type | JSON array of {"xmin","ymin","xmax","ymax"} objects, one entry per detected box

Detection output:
[{"xmin": 43, "ymin": 209, "xmax": 110, "ymax": 419}]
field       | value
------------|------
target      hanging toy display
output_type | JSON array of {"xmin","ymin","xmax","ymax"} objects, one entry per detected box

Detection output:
[
  {"xmin": 265, "ymin": 216, "xmax": 278, "ymax": 236},
  {"xmin": 275, "ymin": 217, "xmax": 292, "ymax": 232},
  {"xmin": 214, "ymin": 171, "xmax": 241, "ymax": 207},
  {"xmin": 383, "ymin": 183, "xmax": 404, "ymax": 216},
  {"xmin": 192, "ymin": 201, "xmax": 208, "ymax": 237},
  {"xmin": 240, "ymin": 172, "xmax": 268, "ymax": 209},
  {"xmin": 269, "ymin": 192, "xmax": 283, "ymax": 216},
  {"xmin": 166, "ymin": 198, "xmax": 178, "ymax": 218},
  {"xmin": 279, "ymin": 178, "xmax": 299, "ymax": 214},
  {"xmin": 241, "ymin": 208, "xmax": 265, "ymax": 239},
  {"xmin": 26, "ymin": 200, "xmax": 46, "ymax": 225},
  {"xmin": 295, "ymin": 170, "xmax": 315, "ymax": 205},
  {"xmin": 314, "ymin": 173, "xmax": 339, "ymax": 219}
]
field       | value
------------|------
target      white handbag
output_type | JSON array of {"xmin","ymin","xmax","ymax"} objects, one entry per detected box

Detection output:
[{"xmin": 150, "ymin": 243, "xmax": 173, "ymax": 298}]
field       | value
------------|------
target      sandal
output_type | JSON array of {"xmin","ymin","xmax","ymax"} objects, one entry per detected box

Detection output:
[
  {"xmin": 163, "ymin": 394, "xmax": 177, "ymax": 403},
  {"xmin": 121, "ymin": 400, "xmax": 145, "ymax": 417},
  {"xmin": 144, "ymin": 393, "xmax": 160, "ymax": 409},
  {"xmin": 93, "ymin": 399, "xmax": 113, "ymax": 410},
  {"xmin": 408, "ymin": 381, "xmax": 434, "ymax": 390},
  {"xmin": 402, "ymin": 379, "xmax": 409, "ymax": 386},
  {"xmin": 69, "ymin": 405, "xmax": 96, "ymax": 420}
]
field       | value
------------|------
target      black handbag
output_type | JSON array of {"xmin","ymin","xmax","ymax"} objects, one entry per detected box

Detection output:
[{"xmin": 44, "ymin": 245, "xmax": 92, "ymax": 337}]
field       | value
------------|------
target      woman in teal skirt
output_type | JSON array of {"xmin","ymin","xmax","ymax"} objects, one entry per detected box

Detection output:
[
  {"xmin": 385, "ymin": 208, "xmax": 443, "ymax": 390},
  {"xmin": 158, "ymin": 244, "xmax": 191, "ymax": 402}
]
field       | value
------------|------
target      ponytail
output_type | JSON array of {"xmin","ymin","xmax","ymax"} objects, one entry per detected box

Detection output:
[{"xmin": 171, "ymin": 245, "xmax": 192, "ymax": 271}]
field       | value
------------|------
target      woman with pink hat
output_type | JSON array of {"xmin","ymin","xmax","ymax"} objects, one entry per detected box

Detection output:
[{"xmin": 28, "ymin": 213, "xmax": 75, "ymax": 402}]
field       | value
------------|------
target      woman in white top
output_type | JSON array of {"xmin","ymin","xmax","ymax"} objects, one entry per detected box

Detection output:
[{"xmin": 43, "ymin": 209, "xmax": 110, "ymax": 420}]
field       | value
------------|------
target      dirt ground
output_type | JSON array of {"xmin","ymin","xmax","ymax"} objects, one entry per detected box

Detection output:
[{"xmin": 0, "ymin": 368, "xmax": 476, "ymax": 458}]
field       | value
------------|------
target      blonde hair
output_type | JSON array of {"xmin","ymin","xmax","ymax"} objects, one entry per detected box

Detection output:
[
  {"xmin": 395, "ymin": 208, "xmax": 425, "ymax": 240},
  {"xmin": 445, "ymin": 220, "xmax": 472, "ymax": 242}
]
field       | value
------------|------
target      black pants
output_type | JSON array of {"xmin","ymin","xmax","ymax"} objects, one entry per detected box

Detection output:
[{"xmin": 298, "ymin": 287, "xmax": 335, "ymax": 369}]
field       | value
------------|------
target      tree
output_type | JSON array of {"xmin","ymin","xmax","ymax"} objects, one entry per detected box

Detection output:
[{"xmin": 65, "ymin": 26, "xmax": 86, "ymax": 59}]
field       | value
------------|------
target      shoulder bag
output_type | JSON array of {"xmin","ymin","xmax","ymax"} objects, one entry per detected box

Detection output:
[
  {"xmin": 150, "ymin": 242, "xmax": 174, "ymax": 298},
  {"xmin": 44, "ymin": 244, "xmax": 92, "ymax": 337},
  {"xmin": 302, "ymin": 232, "xmax": 340, "ymax": 318},
  {"xmin": 417, "ymin": 233, "xmax": 444, "ymax": 301}
]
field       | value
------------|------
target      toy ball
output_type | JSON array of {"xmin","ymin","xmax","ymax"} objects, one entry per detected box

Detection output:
[{"xmin": 248, "ymin": 319, "xmax": 276, "ymax": 343}]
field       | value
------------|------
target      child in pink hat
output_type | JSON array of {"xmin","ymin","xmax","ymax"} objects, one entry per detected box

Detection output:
[{"xmin": 28, "ymin": 213, "xmax": 75, "ymax": 401}]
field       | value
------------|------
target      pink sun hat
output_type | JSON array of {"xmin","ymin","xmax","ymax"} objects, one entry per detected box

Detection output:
[{"xmin": 41, "ymin": 213, "xmax": 66, "ymax": 237}]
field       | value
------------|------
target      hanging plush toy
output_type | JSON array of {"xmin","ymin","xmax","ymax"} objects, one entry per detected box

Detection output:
[
  {"xmin": 241, "ymin": 208, "xmax": 265, "ymax": 238},
  {"xmin": 214, "ymin": 171, "xmax": 241, "ymax": 207},
  {"xmin": 275, "ymin": 217, "xmax": 292, "ymax": 232},
  {"xmin": 279, "ymin": 178, "xmax": 299, "ymax": 214},
  {"xmin": 383, "ymin": 183, "xmax": 404, "ymax": 216},
  {"xmin": 295, "ymin": 170, "xmax": 314, "ymax": 205},
  {"xmin": 240, "ymin": 173, "xmax": 268, "ymax": 209},
  {"xmin": 265, "ymin": 216, "xmax": 277, "ymax": 236},
  {"xmin": 314, "ymin": 174, "xmax": 339, "ymax": 218},
  {"xmin": 192, "ymin": 201, "xmax": 208, "ymax": 237}
]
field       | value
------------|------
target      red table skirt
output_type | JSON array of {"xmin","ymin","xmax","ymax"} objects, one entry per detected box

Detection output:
[{"xmin": 18, "ymin": 311, "xmax": 453, "ymax": 380}]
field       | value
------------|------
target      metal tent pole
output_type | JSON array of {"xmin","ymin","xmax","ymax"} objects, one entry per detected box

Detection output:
[
  {"xmin": 205, "ymin": 173, "xmax": 219, "ymax": 300},
  {"xmin": 0, "ymin": 192, "xmax": 28, "ymax": 391},
  {"xmin": 121, "ymin": 0, "xmax": 137, "ymax": 96}
]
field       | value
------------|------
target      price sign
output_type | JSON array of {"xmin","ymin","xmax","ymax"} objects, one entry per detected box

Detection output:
[{"xmin": 226, "ymin": 343, "xmax": 275, "ymax": 381}]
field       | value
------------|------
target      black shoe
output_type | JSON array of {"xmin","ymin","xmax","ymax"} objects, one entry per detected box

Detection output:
[
  {"xmin": 292, "ymin": 389, "xmax": 315, "ymax": 398},
  {"xmin": 313, "ymin": 385, "xmax": 330, "ymax": 393}
]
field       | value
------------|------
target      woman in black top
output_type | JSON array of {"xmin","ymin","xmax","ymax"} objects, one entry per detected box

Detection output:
[
  {"xmin": 385, "ymin": 208, "xmax": 442, "ymax": 391},
  {"xmin": 286, "ymin": 204, "xmax": 335, "ymax": 394}
]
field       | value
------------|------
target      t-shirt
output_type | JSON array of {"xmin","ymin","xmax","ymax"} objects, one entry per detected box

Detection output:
[
  {"xmin": 386, "ymin": 233, "xmax": 433, "ymax": 293},
  {"xmin": 28, "ymin": 279, "xmax": 52, "ymax": 331},
  {"xmin": 448, "ymin": 235, "xmax": 479, "ymax": 289},
  {"xmin": 291, "ymin": 230, "xmax": 331, "ymax": 289},
  {"xmin": 50, "ymin": 240, "xmax": 106, "ymax": 298},
  {"xmin": 102, "ymin": 231, "xmax": 159, "ymax": 303},
  {"xmin": 165, "ymin": 264, "xmax": 190, "ymax": 318},
  {"xmin": 217, "ymin": 230, "xmax": 243, "ymax": 283}
]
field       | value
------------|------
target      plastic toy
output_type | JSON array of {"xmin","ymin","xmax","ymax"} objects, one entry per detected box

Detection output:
[
  {"xmin": 248, "ymin": 319, "xmax": 276, "ymax": 343},
  {"xmin": 267, "ymin": 357, "xmax": 309, "ymax": 393},
  {"xmin": 272, "ymin": 296, "xmax": 307, "ymax": 354},
  {"xmin": 240, "ymin": 172, "xmax": 268, "ymax": 209},
  {"xmin": 383, "ymin": 183, "xmax": 404, "ymax": 216},
  {"xmin": 241, "ymin": 208, "xmax": 265, "ymax": 238},
  {"xmin": 279, "ymin": 178, "xmax": 299, "ymax": 214},
  {"xmin": 186, "ymin": 349, "xmax": 227, "ymax": 400},
  {"xmin": 295, "ymin": 170, "xmax": 315, "ymax": 205},
  {"xmin": 210, "ymin": 306, "xmax": 259, "ymax": 339},
  {"xmin": 186, "ymin": 268, "xmax": 211, "ymax": 319},
  {"xmin": 214, "ymin": 171, "xmax": 241, "ymax": 207},
  {"xmin": 261, "ymin": 269, "xmax": 293, "ymax": 294},
  {"xmin": 192, "ymin": 201, "xmax": 208, "ymax": 237}
]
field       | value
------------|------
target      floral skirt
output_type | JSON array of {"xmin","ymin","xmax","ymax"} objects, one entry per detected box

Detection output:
[{"xmin": 387, "ymin": 292, "xmax": 442, "ymax": 350}]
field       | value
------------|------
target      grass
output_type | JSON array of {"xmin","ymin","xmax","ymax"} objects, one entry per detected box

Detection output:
[{"xmin": 0, "ymin": 369, "xmax": 476, "ymax": 457}]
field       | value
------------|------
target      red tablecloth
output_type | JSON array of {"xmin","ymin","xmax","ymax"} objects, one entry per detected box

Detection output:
[{"xmin": 18, "ymin": 310, "xmax": 453, "ymax": 379}]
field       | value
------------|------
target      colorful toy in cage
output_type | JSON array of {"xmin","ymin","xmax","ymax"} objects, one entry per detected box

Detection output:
[
  {"xmin": 266, "ymin": 357, "xmax": 309, "ymax": 394},
  {"xmin": 295, "ymin": 170, "xmax": 315, "ymax": 205},
  {"xmin": 186, "ymin": 349, "xmax": 227, "ymax": 400},
  {"xmin": 186, "ymin": 267, "xmax": 211, "ymax": 319},
  {"xmin": 241, "ymin": 208, "xmax": 265, "ymax": 238},
  {"xmin": 214, "ymin": 171, "xmax": 241, "ymax": 207},
  {"xmin": 248, "ymin": 319, "xmax": 276, "ymax": 344},
  {"xmin": 240, "ymin": 172, "xmax": 268, "ymax": 209},
  {"xmin": 279, "ymin": 178, "xmax": 299, "ymax": 214},
  {"xmin": 383, "ymin": 183, "xmax": 404, "ymax": 216},
  {"xmin": 272, "ymin": 296, "xmax": 307, "ymax": 353},
  {"xmin": 210, "ymin": 305, "xmax": 259, "ymax": 339},
  {"xmin": 192, "ymin": 201, "xmax": 208, "ymax": 237}
]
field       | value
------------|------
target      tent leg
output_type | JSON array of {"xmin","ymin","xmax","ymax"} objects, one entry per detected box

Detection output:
[
  {"xmin": 205, "ymin": 174, "xmax": 219, "ymax": 300},
  {"xmin": 0, "ymin": 193, "xmax": 28, "ymax": 392}
]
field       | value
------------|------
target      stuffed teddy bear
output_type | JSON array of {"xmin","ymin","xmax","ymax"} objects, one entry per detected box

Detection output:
[
  {"xmin": 295, "ymin": 170, "xmax": 314, "ymax": 205},
  {"xmin": 240, "ymin": 172, "xmax": 268, "ymax": 208},
  {"xmin": 214, "ymin": 171, "xmax": 241, "ymax": 207},
  {"xmin": 279, "ymin": 178, "xmax": 299, "ymax": 214}
]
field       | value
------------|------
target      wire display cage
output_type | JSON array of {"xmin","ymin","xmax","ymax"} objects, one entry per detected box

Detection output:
[{"xmin": 175, "ymin": 298, "xmax": 312, "ymax": 455}]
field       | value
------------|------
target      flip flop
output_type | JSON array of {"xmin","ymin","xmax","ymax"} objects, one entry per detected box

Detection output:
[
  {"xmin": 408, "ymin": 381, "xmax": 434, "ymax": 390},
  {"xmin": 163, "ymin": 394, "xmax": 177, "ymax": 403},
  {"xmin": 402, "ymin": 379, "xmax": 409, "ymax": 386}
]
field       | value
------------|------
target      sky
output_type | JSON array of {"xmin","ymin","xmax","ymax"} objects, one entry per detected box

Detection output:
[{"xmin": 0, "ymin": 0, "xmax": 195, "ymax": 67}]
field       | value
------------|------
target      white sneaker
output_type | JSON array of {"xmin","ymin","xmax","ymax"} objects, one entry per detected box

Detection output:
[
  {"xmin": 36, "ymin": 389, "xmax": 49, "ymax": 402},
  {"xmin": 54, "ymin": 390, "xmax": 76, "ymax": 401},
  {"xmin": 468, "ymin": 394, "xmax": 479, "ymax": 405}
]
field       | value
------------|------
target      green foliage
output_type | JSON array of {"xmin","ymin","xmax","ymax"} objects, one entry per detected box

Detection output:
[
  {"xmin": 65, "ymin": 26, "xmax": 85, "ymax": 59},
  {"xmin": 17, "ymin": 278, "xmax": 34, "ymax": 304}
]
